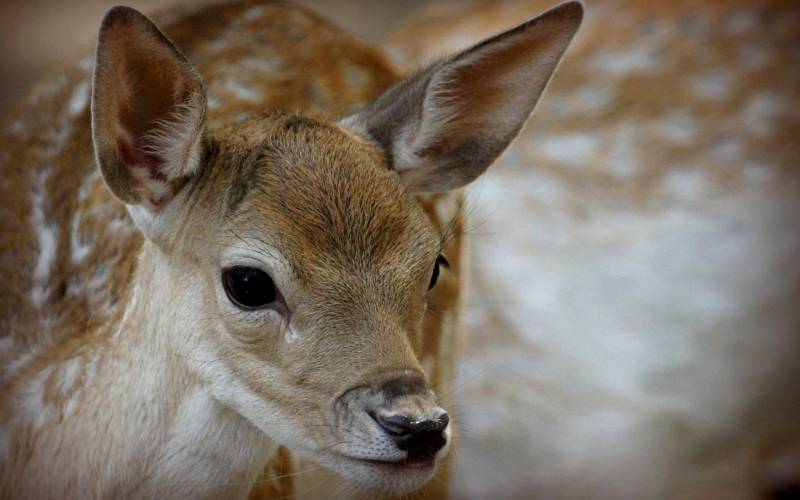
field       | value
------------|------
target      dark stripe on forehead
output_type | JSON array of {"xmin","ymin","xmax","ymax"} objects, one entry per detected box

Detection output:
[
  {"xmin": 224, "ymin": 114, "xmax": 335, "ymax": 216},
  {"xmin": 224, "ymin": 140, "xmax": 278, "ymax": 215}
]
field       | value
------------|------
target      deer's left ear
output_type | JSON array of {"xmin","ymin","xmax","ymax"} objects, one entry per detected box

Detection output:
[
  {"xmin": 343, "ymin": 1, "xmax": 583, "ymax": 193},
  {"xmin": 91, "ymin": 6, "xmax": 206, "ymax": 235}
]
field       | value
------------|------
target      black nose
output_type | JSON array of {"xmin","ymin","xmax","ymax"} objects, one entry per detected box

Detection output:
[{"xmin": 372, "ymin": 411, "xmax": 449, "ymax": 462}]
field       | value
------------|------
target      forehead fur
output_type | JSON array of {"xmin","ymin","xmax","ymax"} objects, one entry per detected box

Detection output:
[{"xmin": 219, "ymin": 114, "xmax": 439, "ymax": 283}]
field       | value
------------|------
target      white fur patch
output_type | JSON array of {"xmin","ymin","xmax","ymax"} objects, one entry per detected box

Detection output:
[
  {"xmin": 590, "ymin": 47, "xmax": 662, "ymax": 75},
  {"xmin": 0, "ymin": 335, "xmax": 14, "ymax": 355},
  {"xmin": 538, "ymin": 133, "xmax": 598, "ymax": 167},
  {"xmin": 30, "ymin": 167, "xmax": 58, "ymax": 308},
  {"xmin": 242, "ymin": 5, "xmax": 266, "ymax": 21},
  {"xmin": 70, "ymin": 170, "xmax": 98, "ymax": 264},
  {"xmin": 4, "ymin": 352, "xmax": 34, "ymax": 382},
  {"xmin": 690, "ymin": 70, "xmax": 733, "ymax": 101},
  {"xmin": 68, "ymin": 80, "xmax": 90, "ymax": 117},
  {"xmin": 655, "ymin": 110, "xmax": 697, "ymax": 145},
  {"xmin": 606, "ymin": 124, "xmax": 640, "ymax": 177},
  {"xmin": 743, "ymin": 92, "xmax": 783, "ymax": 137},
  {"xmin": 126, "ymin": 204, "xmax": 159, "ymax": 238},
  {"xmin": 23, "ymin": 366, "xmax": 54, "ymax": 428},
  {"xmin": 709, "ymin": 135, "xmax": 743, "ymax": 161},
  {"xmin": 661, "ymin": 168, "xmax": 708, "ymax": 200},
  {"xmin": 743, "ymin": 161, "xmax": 773, "ymax": 183},
  {"xmin": 223, "ymin": 78, "xmax": 260, "ymax": 102},
  {"xmin": 69, "ymin": 214, "xmax": 91, "ymax": 265},
  {"xmin": 58, "ymin": 357, "xmax": 83, "ymax": 395}
]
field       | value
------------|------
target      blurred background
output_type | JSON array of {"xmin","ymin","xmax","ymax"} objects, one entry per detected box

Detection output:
[
  {"xmin": 2, "ymin": 1, "xmax": 798, "ymax": 499},
  {"xmin": 0, "ymin": 0, "xmax": 426, "ymax": 115}
]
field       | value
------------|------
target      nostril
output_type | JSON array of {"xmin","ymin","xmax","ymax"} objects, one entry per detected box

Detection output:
[
  {"xmin": 370, "ymin": 410, "xmax": 450, "ymax": 461},
  {"xmin": 371, "ymin": 411, "xmax": 449, "ymax": 435},
  {"xmin": 433, "ymin": 412, "xmax": 449, "ymax": 432},
  {"xmin": 372, "ymin": 412, "xmax": 415, "ymax": 437}
]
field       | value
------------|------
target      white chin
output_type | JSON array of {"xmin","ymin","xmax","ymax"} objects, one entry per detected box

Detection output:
[{"xmin": 331, "ymin": 456, "xmax": 439, "ymax": 496}]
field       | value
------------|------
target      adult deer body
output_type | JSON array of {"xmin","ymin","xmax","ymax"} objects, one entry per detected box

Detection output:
[
  {"xmin": 0, "ymin": 1, "xmax": 581, "ymax": 498},
  {"xmin": 387, "ymin": 1, "xmax": 800, "ymax": 499}
]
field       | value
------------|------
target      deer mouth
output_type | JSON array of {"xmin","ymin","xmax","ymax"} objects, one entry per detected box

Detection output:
[{"xmin": 356, "ymin": 456, "xmax": 436, "ymax": 470}]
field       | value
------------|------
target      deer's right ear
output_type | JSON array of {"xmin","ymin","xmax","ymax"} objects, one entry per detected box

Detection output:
[
  {"xmin": 342, "ymin": 1, "xmax": 582, "ymax": 194},
  {"xmin": 91, "ymin": 6, "xmax": 206, "ymax": 236}
]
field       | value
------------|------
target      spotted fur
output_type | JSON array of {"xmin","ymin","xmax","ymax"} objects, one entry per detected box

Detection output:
[
  {"xmin": 0, "ymin": 1, "xmax": 582, "ymax": 498},
  {"xmin": 387, "ymin": 1, "xmax": 800, "ymax": 499}
]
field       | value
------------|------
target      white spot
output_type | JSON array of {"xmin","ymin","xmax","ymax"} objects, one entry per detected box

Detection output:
[
  {"xmin": 24, "ymin": 366, "xmax": 54, "ymax": 428},
  {"xmin": 284, "ymin": 323, "xmax": 298, "ymax": 344},
  {"xmin": 654, "ymin": 110, "xmax": 697, "ymax": 145},
  {"xmin": 239, "ymin": 57, "xmax": 282, "ymax": 73},
  {"xmin": 76, "ymin": 55, "xmax": 93, "ymax": 73},
  {"xmin": 83, "ymin": 353, "xmax": 100, "ymax": 385},
  {"xmin": 538, "ymin": 133, "xmax": 599, "ymax": 167},
  {"xmin": 63, "ymin": 392, "xmax": 80, "ymax": 418},
  {"xmin": 709, "ymin": 136, "xmax": 742, "ymax": 161},
  {"xmin": 223, "ymin": 78, "xmax": 260, "ymax": 102},
  {"xmin": 207, "ymin": 94, "xmax": 222, "ymax": 110},
  {"xmin": 606, "ymin": 125, "xmax": 640, "ymax": 177},
  {"xmin": 127, "ymin": 204, "xmax": 158, "ymax": 239},
  {"xmin": 9, "ymin": 119, "xmax": 27, "ymax": 136},
  {"xmin": 113, "ymin": 284, "xmax": 139, "ymax": 340},
  {"xmin": 690, "ymin": 70, "xmax": 733, "ymax": 100},
  {"xmin": 743, "ymin": 161, "xmax": 773, "ymax": 183},
  {"xmin": 70, "ymin": 213, "xmax": 91, "ymax": 265},
  {"xmin": 58, "ymin": 357, "xmax": 83, "ymax": 395},
  {"xmin": 130, "ymin": 165, "xmax": 172, "ymax": 207},
  {"xmin": 725, "ymin": 10, "xmax": 759, "ymax": 34},
  {"xmin": 743, "ymin": 92, "xmax": 783, "ymax": 136},
  {"xmin": 590, "ymin": 47, "xmax": 662, "ymax": 75},
  {"xmin": 528, "ymin": 173, "xmax": 563, "ymax": 203},
  {"xmin": 4, "ymin": 351, "xmax": 34, "ymax": 380},
  {"xmin": 78, "ymin": 169, "xmax": 97, "ymax": 201},
  {"xmin": 572, "ymin": 84, "xmax": 613, "ymax": 112},
  {"xmin": 208, "ymin": 37, "xmax": 231, "ymax": 52},
  {"xmin": 0, "ymin": 336, "xmax": 14, "ymax": 354},
  {"xmin": 30, "ymin": 167, "xmax": 58, "ymax": 308},
  {"xmin": 87, "ymin": 264, "xmax": 112, "ymax": 315},
  {"xmin": 68, "ymin": 80, "xmax": 90, "ymax": 116},
  {"xmin": 661, "ymin": 168, "xmax": 708, "ymax": 200},
  {"xmin": 242, "ymin": 5, "xmax": 266, "ymax": 21}
]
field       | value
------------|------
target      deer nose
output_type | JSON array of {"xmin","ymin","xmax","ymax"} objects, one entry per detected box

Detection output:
[
  {"xmin": 368, "ymin": 376, "xmax": 450, "ymax": 461},
  {"xmin": 372, "ymin": 411, "xmax": 449, "ymax": 461}
]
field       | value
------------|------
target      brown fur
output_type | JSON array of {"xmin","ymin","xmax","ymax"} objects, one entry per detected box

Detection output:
[
  {"xmin": 0, "ymin": 1, "xmax": 581, "ymax": 498},
  {"xmin": 388, "ymin": 1, "xmax": 800, "ymax": 499}
]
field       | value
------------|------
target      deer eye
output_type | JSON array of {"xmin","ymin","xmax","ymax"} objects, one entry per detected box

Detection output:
[
  {"xmin": 222, "ymin": 267, "xmax": 277, "ymax": 309},
  {"xmin": 428, "ymin": 255, "xmax": 449, "ymax": 290}
]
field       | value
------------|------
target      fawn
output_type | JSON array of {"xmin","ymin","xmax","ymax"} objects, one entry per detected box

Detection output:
[
  {"xmin": 388, "ymin": 0, "xmax": 800, "ymax": 498},
  {"xmin": 0, "ymin": 0, "xmax": 582, "ymax": 498}
]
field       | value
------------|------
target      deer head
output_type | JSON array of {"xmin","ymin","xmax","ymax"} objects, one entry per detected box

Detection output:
[{"xmin": 90, "ymin": 3, "xmax": 582, "ymax": 495}]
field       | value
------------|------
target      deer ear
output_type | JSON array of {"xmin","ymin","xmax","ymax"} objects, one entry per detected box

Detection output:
[
  {"xmin": 343, "ymin": 1, "xmax": 582, "ymax": 193},
  {"xmin": 91, "ymin": 6, "xmax": 206, "ymax": 228}
]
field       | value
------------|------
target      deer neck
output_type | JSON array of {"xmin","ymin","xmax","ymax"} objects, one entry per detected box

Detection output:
[
  {"xmin": 105, "ymin": 241, "xmax": 276, "ymax": 498},
  {"xmin": 9, "ymin": 241, "xmax": 276, "ymax": 499}
]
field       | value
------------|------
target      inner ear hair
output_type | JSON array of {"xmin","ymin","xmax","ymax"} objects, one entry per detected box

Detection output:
[{"xmin": 91, "ymin": 5, "xmax": 207, "ymax": 213}]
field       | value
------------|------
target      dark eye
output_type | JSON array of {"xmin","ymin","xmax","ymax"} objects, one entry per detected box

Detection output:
[
  {"xmin": 428, "ymin": 255, "xmax": 449, "ymax": 290},
  {"xmin": 222, "ymin": 266, "xmax": 277, "ymax": 309}
]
